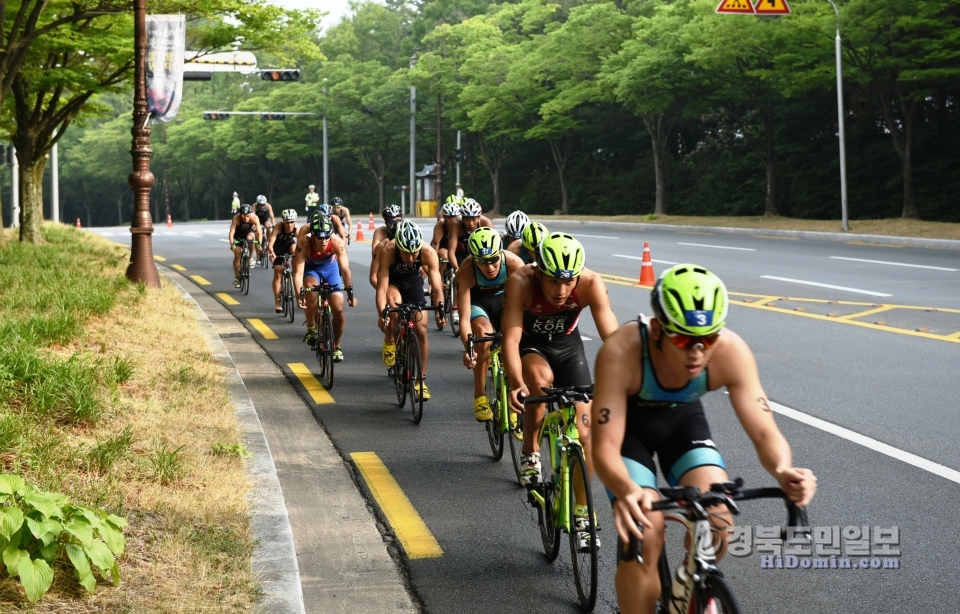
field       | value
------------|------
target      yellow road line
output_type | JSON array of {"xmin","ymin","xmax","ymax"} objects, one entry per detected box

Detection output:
[
  {"xmin": 947, "ymin": 331, "xmax": 960, "ymax": 340},
  {"xmin": 171, "ymin": 264, "xmax": 186, "ymax": 271},
  {"xmin": 846, "ymin": 241, "xmax": 904, "ymax": 248},
  {"xmin": 837, "ymin": 305, "xmax": 896, "ymax": 321},
  {"xmin": 248, "ymin": 318, "xmax": 278, "ymax": 339},
  {"xmin": 154, "ymin": 255, "xmax": 167, "ymax": 262},
  {"xmin": 190, "ymin": 275, "xmax": 211, "ymax": 285},
  {"xmin": 216, "ymin": 292, "xmax": 240, "ymax": 305},
  {"xmin": 288, "ymin": 363, "xmax": 335, "ymax": 404},
  {"xmin": 350, "ymin": 452, "xmax": 443, "ymax": 559}
]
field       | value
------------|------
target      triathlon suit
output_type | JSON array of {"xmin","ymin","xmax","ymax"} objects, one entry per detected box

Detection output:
[
  {"xmin": 303, "ymin": 235, "xmax": 343, "ymax": 291},
  {"xmin": 233, "ymin": 214, "xmax": 255, "ymax": 242},
  {"xmin": 518, "ymin": 274, "xmax": 591, "ymax": 387},
  {"xmin": 613, "ymin": 317, "xmax": 725, "ymax": 495},
  {"xmin": 255, "ymin": 204, "xmax": 271, "ymax": 228},
  {"xmin": 335, "ymin": 208, "xmax": 348, "ymax": 228},
  {"xmin": 469, "ymin": 258, "xmax": 508, "ymax": 331},
  {"xmin": 272, "ymin": 224, "xmax": 297, "ymax": 268},
  {"xmin": 454, "ymin": 230, "xmax": 471, "ymax": 262},
  {"xmin": 388, "ymin": 250, "xmax": 425, "ymax": 305},
  {"xmin": 520, "ymin": 248, "xmax": 534, "ymax": 265}
]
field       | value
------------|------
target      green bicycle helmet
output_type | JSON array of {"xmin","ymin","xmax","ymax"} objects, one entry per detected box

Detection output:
[
  {"xmin": 467, "ymin": 227, "xmax": 502, "ymax": 259},
  {"xmin": 395, "ymin": 220, "xmax": 424, "ymax": 253},
  {"xmin": 522, "ymin": 222, "xmax": 548, "ymax": 252},
  {"xmin": 311, "ymin": 215, "xmax": 334, "ymax": 238},
  {"xmin": 650, "ymin": 264, "xmax": 728, "ymax": 336},
  {"xmin": 536, "ymin": 233, "xmax": 585, "ymax": 280}
]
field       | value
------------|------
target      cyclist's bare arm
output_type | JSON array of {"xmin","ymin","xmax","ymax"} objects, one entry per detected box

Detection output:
[
  {"xmin": 332, "ymin": 216, "xmax": 347, "ymax": 241},
  {"xmin": 369, "ymin": 241, "xmax": 385, "ymax": 289},
  {"xmin": 431, "ymin": 219, "xmax": 445, "ymax": 250},
  {"xmin": 267, "ymin": 205, "xmax": 275, "ymax": 226},
  {"xmin": 227, "ymin": 216, "xmax": 238, "ymax": 245},
  {"xmin": 502, "ymin": 250, "xmax": 525, "ymax": 275},
  {"xmin": 501, "ymin": 268, "xmax": 533, "ymax": 411},
  {"xmin": 375, "ymin": 243, "xmax": 395, "ymax": 316},
  {"xmin": 342, "ymin": 207, "xmax": 352, "ymax": 231},
  {"xmin": 506, "ymin": 240, "xmax": 523, "ymax": 258},
  {"xmin": 455, "ymin": 259, "xmax": 476, "ymax": 345},
  {"xmin": 292, "ymin": 234, "xmax": 309, "ymax": 298},
  {"xmin": 267, "ymin": 223, "xmax": 281, "ymax": 254},
  {"xmin": 580, "ymin": 271, "xmax": 620, "ymax": 340},
  {"xmin": 480, "ymin": 215, "xmax": 494, "ymax": 229},
  {"xmin": 446, "ymin": 223, "xmax": 462, "ymax": 268},
  {"xmin": 420, "ymin": 245, "xmax": 444, "ymax": 305},
  {"xmin": 334, "ymin": 238, "xmax": 356, "ymax": 301},
  {"xmin": 709, "ymin": 333, "xmax": 817, "ymax": 506}
]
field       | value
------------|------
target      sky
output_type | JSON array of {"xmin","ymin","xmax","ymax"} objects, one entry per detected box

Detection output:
[{"xmin": 275, "ymin": 0, "xmax": 362, "ymax": 30}]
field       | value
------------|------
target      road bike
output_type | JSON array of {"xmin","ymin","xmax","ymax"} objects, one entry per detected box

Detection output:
[
  {"xmin": 234, "ymin": 239, "xmax": 259, "ymax": 295},
  {"xmin": 301, "ymin": 284, "xmax": 342, "ymax": 390},
  {"xmin": 467, "ymin": 333, "xmax": 524, "ymax": 481},
  {"xmin": 259, "ymin": 230, "xmax": 272, "ymax": 269},
  {"xmin": 279, "ymin": 255, "xmax": 296, "ymax": 322},
  {"xmin": 619, "ymin": 478, "xmax": 811, "ymax": 614},
  {"xmin": 523, "ymin": 384, "xmax": 598, "ymax": 612},
  {"xmin": 383, "ymin": 303, "xmax": 442, "ymax": 424},
  {"xmin": 442, "ymin": 264, "xmax": 459, "ymax": 337}
]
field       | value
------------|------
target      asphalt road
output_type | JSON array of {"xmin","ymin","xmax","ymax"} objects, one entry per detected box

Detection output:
[{"xmin": 93, "ymin": 219, "xmax": 960, "ymax": 613}]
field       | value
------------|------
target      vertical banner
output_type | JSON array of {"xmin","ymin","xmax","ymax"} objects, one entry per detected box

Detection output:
[{"xmin": 146, "ymin": 15, "xmax": 186, "ymax": 122}]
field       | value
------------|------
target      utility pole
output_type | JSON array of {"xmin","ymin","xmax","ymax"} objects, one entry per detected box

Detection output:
[
  {"xmin": 826, "ymin": 0, "xmax": 850, "ymax": 232},
  {"xmin": 409, "ymin": 49, "xmax": 419, "ymax": 217},
  {"xmin": 322, "ymin": 79, "xmax": 330, "ymax": 205},
  {"xmin": 435, "ymin": 93, "xmax": 443, "ymax": 209}
]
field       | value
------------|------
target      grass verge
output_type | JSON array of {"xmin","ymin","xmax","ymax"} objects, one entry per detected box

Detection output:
[
  {"xmin": 529, "ymin": 214, "xmax": 960, "ymax": 241},
  {"xmin": 0, "ymin": 224, "xmax": 256, "ymax": 611}
]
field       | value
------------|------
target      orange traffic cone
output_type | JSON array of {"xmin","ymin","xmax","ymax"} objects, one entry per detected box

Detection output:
[
  {"xmin": 638, "ymin": 242, "xmax": 656, "ymax": 286},
  {"xmin": 75, "ymin": 218, "xmax": 81, "ymax": 228},
  {"xmin": 166, "ymin": 214, "xmax": 173, "ymax": 228},
  {"xmin": 368, "ymin": 212, "xmax": 375, "ymax": 231},
  {"xmin": 355, "ymin": 221, "xmax": 365, "ymax": 242}
]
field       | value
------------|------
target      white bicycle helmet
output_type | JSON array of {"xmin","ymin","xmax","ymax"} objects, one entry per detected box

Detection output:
[
  {"xmin": 256, "ymin": 195, "xmax": 267, "ymax": 204},
  {"xmin": 441, "ymin": 201, "xmax": 461, "ymax": 217},
  {"xmin": 395, "ymin": 220, "xmax": 424, "ymax": 253},
  {"xmin": 461, "ymin": 199, "xmax": 482, "ymax": 218},
  {"xmin": 281, "ymin": 209, "xmax": 297, "ymax": 222},
  {"xmin": 504, "ymin": 210, "xmax": 530, "ymax": 239}
]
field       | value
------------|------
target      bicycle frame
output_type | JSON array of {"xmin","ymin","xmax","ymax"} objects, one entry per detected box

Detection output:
[{"xmin": 528, "ymin": 403, "xmax": 581, "ymax": 533}]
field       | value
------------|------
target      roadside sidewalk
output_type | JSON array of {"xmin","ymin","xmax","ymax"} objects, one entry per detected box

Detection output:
[{"xmin": 161, "ymin": 268, "xmax": 417, "ymax": 614}]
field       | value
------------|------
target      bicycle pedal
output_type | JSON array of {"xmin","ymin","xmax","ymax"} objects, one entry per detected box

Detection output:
[{"xmin": 387, "ymin": 367, "xmax": 395, "ymax": 377}]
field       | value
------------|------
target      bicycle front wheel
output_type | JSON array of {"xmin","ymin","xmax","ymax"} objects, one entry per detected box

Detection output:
[
  {"xmin": 485, "ymin": 363, "xmax": 504, "ymax": 460},
  {"xmin": 394, "ymin": 337, "xmax": 407, "ymax": 407},
  {"xmin": 507, "ymin": 372, "xmax": 525, "ymax": 487},
  {"xmin": 449, "ymin": 282, "xmax": 460, "ymax": 337},
  {"xmin": 241, "ymin": 261, "xmax": 250, "ymax": 295},
  {"xmin": 407, "ymin": 336, "xmax": 423, "ymax": 424},
  {"xmin": 538, "ymin": 428, "xmax": 561, "ymax": 561},
  {"xmin": 568, "ymin": 444, "xmax": 598, "ymax": 613},
  {"xmin": 320, "ymin": 309, "xmax": 334, "ymax": 389},
  {"xmin": 692, "ymin": 577, "xmax": 741, "ymax": 614},
  {"xmin": 286, "ymin": 274, "xmax": 296, "ymax": 323}
]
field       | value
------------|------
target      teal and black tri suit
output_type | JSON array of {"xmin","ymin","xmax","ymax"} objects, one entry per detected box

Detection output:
[
  {"xmin": 519, "ymin": 248, "xmax": 534, "ymax": 265},
  {"xmin": 615, "ymin": 317, "xmax": 726, "ymax": 495},
  {"xmin": 469, "ymin": 258, "xmax": 508, "ymax": 331}
]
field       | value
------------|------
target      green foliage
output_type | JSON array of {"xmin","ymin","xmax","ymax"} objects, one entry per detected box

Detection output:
[
  {"xmin": 0, "ymin": 474, "xmax": 127, "ymax": 603},
  {"xmin": 149, "ymin": 442, "xmax": 187, "ymax": 484},
  {"xmin": 211, "ymin": 442, "xmax": 253, "ymax": 459},
  {"xmin": 87, "ymin": 427, "xmax": 135, "ymax": 475}
]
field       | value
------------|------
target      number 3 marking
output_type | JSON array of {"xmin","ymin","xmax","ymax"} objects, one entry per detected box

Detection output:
[{"xmin": 598, "ymin": 407, "xmax": 611, "ymax": 424}]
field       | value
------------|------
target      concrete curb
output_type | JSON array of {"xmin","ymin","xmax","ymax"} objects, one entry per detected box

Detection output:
[
  {"xmin": 526, "ymin": 219, "xmax": 960, "ymax": 251},
  {"xmin": 160, "ymin": 269, "xmax": 306, "ymax": 614}
]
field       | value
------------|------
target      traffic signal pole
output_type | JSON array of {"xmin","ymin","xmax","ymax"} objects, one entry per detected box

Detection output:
[{"xmin": 456, "ymin": 130, "xmax": 461, "ymax": 186}]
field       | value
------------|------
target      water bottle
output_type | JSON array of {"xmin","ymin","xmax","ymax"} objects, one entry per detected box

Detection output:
[{"xmin": 667, "ymin": 563, "xmax": 692, "ymax": 614}]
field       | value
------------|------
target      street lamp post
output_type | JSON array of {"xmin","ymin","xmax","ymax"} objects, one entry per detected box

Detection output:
[
  {"xmin": 126, "ymin": 0, "xmax": 160, "ymax": 287},
  {"xmin": 826, "ymin": 0, "xmax": 850, "ymax": 232},
  {"xmin": 409, "ymin": 49, "xmax": 419, "ymax": 217}
]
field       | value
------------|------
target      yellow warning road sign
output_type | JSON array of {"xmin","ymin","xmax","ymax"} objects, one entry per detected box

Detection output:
[
  {"xmin": 754, "ymin": 0, "xmax": 791, "ymax": 15},
  {"xmin": 716, "ymin": 0, "xmax": 755, "ymax": 13}
]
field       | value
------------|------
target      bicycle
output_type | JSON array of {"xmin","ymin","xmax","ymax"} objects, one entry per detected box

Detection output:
[
  {"xmin": 259, "ymin": 228, "xmax": 272, "ymax": 268},
  {"xmin": 467, "ymin": 333, "xmax": 524, "ymax": 481},
  {"xmin": 279, "ymin": 255, "xmax": 296, "ymax": 322},
  {"xmin": 442, "ymin": 264, "xmax": 459, "ymax": 337},
  {"xmin": 618, "ymin": 478, "xmax": 811, "ymax": 614},
  {"xmin": 233, "ymin": 239, "xmax": 260, "ymax": 295},
  {"xmin": 383, "ymin": 303, "xmax": 442, "ymax": 424},
  {"xmin": 301, "ymin": 283, "xmax": 351, "ymax": 390},
  {"xmin": 522, "ymin": 384, "xmax": 598, "ymax": 612}
]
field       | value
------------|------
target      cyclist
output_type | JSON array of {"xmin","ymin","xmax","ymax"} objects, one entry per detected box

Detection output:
[
  {"xmin": 431, "ymin": 200, "xmax": 461, "ymax": 261},
  {"xmin": 228, "ymin": 204, "xmax": 263, "ymax": 288},
  {"xmin": 375, "ymin": 220, "xmax": 443, "ymax": 399},
  {"xmin": 502, "ymin": 210, "xmax": 530, "ymax": 250},
  {"xmin": 267, "ymin": 209, "xmax": 299, "ymax": 313},
  {"xmin": 591, "ymin": 264, "xmax": 817, "ymax": 614},
  {"xmin": 318, "ymin": 203, "xmax": 348, "ymax": 242},
  {"xmin": 293, "ymin": 215, "xmax": 358, "ymax": 362},
  {"xmin": 230, "ymin": 191, "xmax": 241, "ymax": 215},
  {"xmin": 458, "ymin": 228, "xmax": 524, "ymax": 421},
  {"xmin": 304, "ymin": 184, "xmax": 320, "ymax": 219},
  {"xmin": 332, "ymin": 197, "xmax": 353, "ymax": 243},
  {"xmin": 370, "ymin": 205, "xmax": 404, "ymax": 288},
  {"xmin": 435, "ymin": 194, "xmax": 462, "ymax": 221},
  {"xmin": 503, "ymin": 232, "xmax": 619, "ymax": 545},
  {"xmin": 446, "ymin": 199, "xmax": 494, "ymax": 270},
  {"xmin": 507, "ymin": 221, "xmax": 547, "ymax": 264},
  {"xmin": 255, "ymin": 195, "xmax": 275, "ymax": 258}
]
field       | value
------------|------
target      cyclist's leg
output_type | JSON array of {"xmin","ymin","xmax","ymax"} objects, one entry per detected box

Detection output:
[
  {"xmin": 519, "ymin": 350, "xmax": 553, "ymax": 455},
  {"xmin": 303, "ymin": 270, "xmax": 320, "ymax": 338},
  {"xmin": 470, "ymin": 310, "xmax": 495, "ymax": 399},
  {"xmin": 232, "ymin": 240, "xmax": 242, "ymax": 277},
  {"xmin": 329, "ymin": 291, "xmax": 346, "ymax": 348},
  {"xmin": 384, "ymin": 285, "xmax": 403, "ymax": 345}
]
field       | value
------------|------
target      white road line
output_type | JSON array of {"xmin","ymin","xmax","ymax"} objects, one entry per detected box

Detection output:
[
  {"xmin": 182, "ymin": 233, "xmax": 202, "ymax": 237},
  {"xmin": 830, "ymin": 256, "xmax": 958, "ymax": 272},
  {"xmin": 721, "ymin": 392, "xmax": 960, "ymax": 484},
  {"xmin": 581, "ymin": 336, "xmax": 593, "ymax": 341},
  {"xmin": 760, "ymin": 275, "xmax": 892, "ymax": 297},
  {"xmin": 219, "ymin": 239, "xmax": 230, "ymax": 243},
  {"xmin": 575, "ymin": 234, "xmax": 620, "ymax": 240},
  {"xmin": 613, "ymin": 254, "xmax": 679, "ymax": 266},
  {"xmin": 678, "ymin": 242, "xmax": 755, "ymax": 252}
]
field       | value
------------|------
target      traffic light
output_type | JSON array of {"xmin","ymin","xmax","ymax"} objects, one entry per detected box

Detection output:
[
  {"xmin": 455, "ymin": 148, "xmax": 467, "ymax": 164},
  {"xmin": 260, "ymin": 69, "xmax": 300, "ymax": 82},
  {"xmin": 203, "ymin": 112, "xmax": 231, "ymax": 120},
  {"xmin": 261, "ymin": 113, "xmax": 286, "ymax": 121}
]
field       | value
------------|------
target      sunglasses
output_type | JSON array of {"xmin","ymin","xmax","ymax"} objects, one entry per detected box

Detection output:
[
  {"xmin": 662, "ymin": 328, "xmax": 720, "ymax": 350},
  {"xmin": 476, "ymin": 255, "xmax": 500, "ymax": 266}
]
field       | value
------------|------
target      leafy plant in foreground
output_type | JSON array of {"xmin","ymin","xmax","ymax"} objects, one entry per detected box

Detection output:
[{"xmin": 0, "ymin": 474, "xmax": 127, "ymax": 603}]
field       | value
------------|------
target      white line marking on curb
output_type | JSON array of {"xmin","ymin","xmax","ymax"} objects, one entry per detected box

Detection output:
[
  {"xmin": 830, "ymin": 256, "xmax": 958, "ymax": 272},
  {"xmin": 613, "ymin": 254, "xmax": 679, "ymax": 265},
  {"xmin": 722, "ymin": 391, "xmax": 960, "ymax": 485},
  {"xmin": 761, "ymin": 275, "xmax": 891, "ymax": 297},
  {"xmin": 575, "ymin": 234, "xmax": 620, "ymax": 240},
  {"xmin": 678, "ymin": 242, "xmax": 755, "ymax": 252}
]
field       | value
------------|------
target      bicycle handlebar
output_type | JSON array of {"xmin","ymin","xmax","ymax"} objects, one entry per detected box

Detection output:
[
  {"xmin": 466, "ymin": 332, "xmax": 502, "ymax": 361},
  {"xmin": 521, "ymin": 384, "xmax": 594, "ymax": 407}
]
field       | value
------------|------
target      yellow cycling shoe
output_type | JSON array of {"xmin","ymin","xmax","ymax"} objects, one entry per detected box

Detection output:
[
  {"xmin": 382, "ymin": 342, "xmax": 396, "ymax": 368},
  {"xmin": 473, "ymin": 396, "xmax": 493, "ymax": 422},
  {"xmin": 415, "ymin": 381, "xmax": 431, "ymax": 400}
]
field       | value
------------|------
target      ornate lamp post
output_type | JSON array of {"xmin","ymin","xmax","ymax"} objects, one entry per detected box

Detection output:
[{"xmin": 126, "ymin": 0, "xmax": 160, "ymax": 287}]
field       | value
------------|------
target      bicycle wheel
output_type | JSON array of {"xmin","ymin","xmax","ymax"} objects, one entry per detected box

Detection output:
[
  {"xmin": 538, "ymin": 428, "xmax": 561, "ymax": 561},
  {"xmin": 286, "ymin": 273, "xmax": 295, "ymax": 323},
  {"xmin": 449, "ymin": 281, "xmax": 460, "ymax": 337},
  {"xmin": 260, "ymin": 247, "xmax": 269, "ymax": 269},
  {"xmin": 394, "ymin": 336, "xmax": 407, "ymax": 407},
  {"xmin": 507, "ymin": 373, "xmax": 526, "ymax": 487},
  {"xmin": 407, "ymin": 335, "xmax": 423, "ymax": 424},
  {"xmin": 692, "ymin": 577, "xmax": 741, "ymax": 614},
  {"xmin": 314, "ymin": 309, "xmax": 326, "ymax": 377},
  {"xmin": 241, "ymin": 256, "xmax": 250, "ymax": 295},
  {"xmin": 568, "ymin": 444, "xmax": 598, "ymax": 613},
  {"xmin": 485, "ymin": 362, "xmax": 504, "ymax": 460},
  {"xmin": 320, "ymin": 309, "xmax": 334, "ymax": 390}
]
